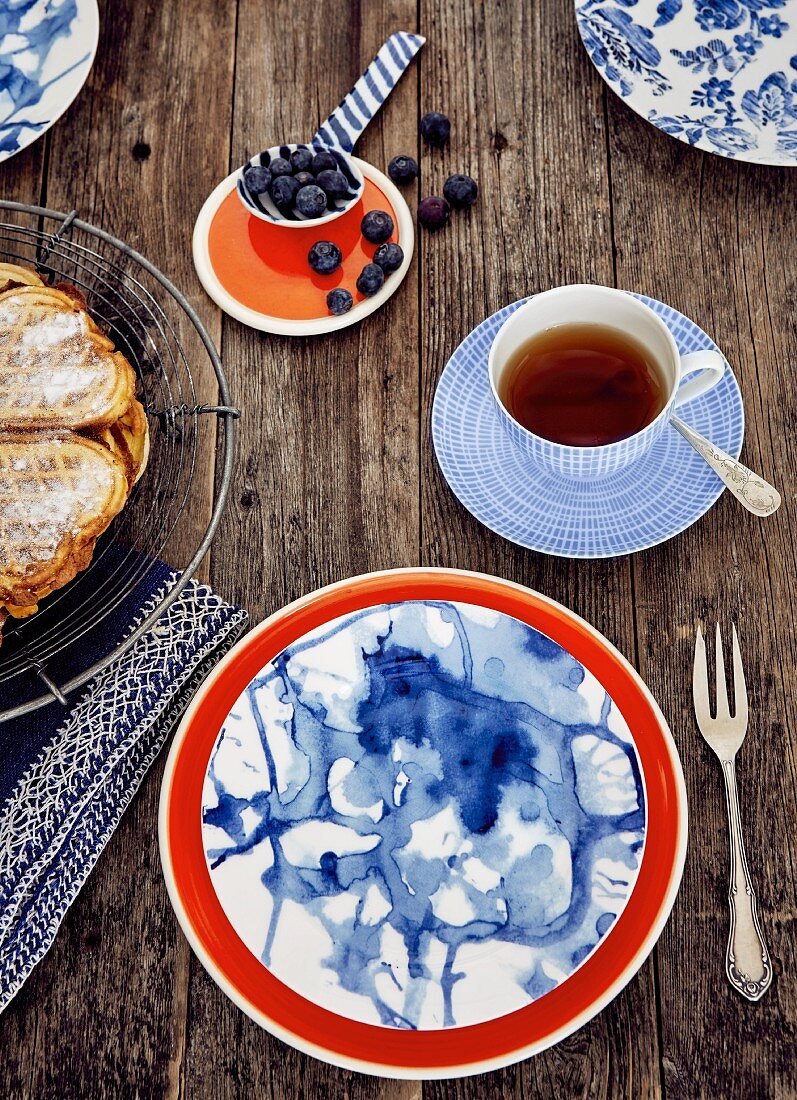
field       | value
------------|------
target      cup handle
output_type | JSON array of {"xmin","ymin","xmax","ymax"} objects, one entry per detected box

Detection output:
[{"xmin": 674, "ymin": 349, "xmax": 726, "ymax": 408}]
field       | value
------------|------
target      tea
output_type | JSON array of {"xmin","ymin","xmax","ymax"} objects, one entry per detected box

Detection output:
[{"xmin": 499, "ymin": 323, "xmax": 667, "ymax": 447}]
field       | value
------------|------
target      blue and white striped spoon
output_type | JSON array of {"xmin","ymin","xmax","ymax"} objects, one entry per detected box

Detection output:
[{"xmin": 237, "ymin": 31, "xmax": 424, "ymax": 227}]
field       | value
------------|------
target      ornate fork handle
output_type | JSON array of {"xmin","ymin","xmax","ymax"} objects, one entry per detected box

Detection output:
[
  {"xmin": 721, "ymin": 759, "xmax": 773, "ymax": 1000},
  {"xmin": 671, "ymin": 415, "xmax": 781, "ymax": 517}
]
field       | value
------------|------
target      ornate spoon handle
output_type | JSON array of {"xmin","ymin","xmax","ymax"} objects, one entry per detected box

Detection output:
[
  {"xmin": 721, "ymin": 758, "xmax": 773, "ymax": 1000},
  {"xmin": 670, "ymin": 415, "xmax": 781, "ymax": 517}
]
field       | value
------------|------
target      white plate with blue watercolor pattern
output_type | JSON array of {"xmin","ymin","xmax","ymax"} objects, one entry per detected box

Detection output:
[
  {"xmin": 432, "ymin": 295, "xmax": 744, "ymax": 558},
  {"xmin": 0, "ymin": 0, "xmax": 99, "ymax": 164},
  {"xmin": 575, "ymin": 0, "xmax": 797, "ymax": 165},
  {"xmin": 160, "ymin": 569, "xmax": 687, "ymax": 1077}
]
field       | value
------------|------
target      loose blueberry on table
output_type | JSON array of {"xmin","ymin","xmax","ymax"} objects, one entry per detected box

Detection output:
[
  {"xmin": 388, "ymin": 154, "xmax": 419, "ymax": 184},
  {"xmin": 327, "ymin": 288, "xmax": 353, "ymax": 315},
  {"xmin": 373, "ymin": 242, "xmax": 404, "ymax": 274},
  {"xmin": 361, "ymin": 210, "xmax": 394, "ymax": 244},
  {"xmin": 356, "ymin": 263, "xmax": 385, "ymax": 296},
  {"xmin": 443, "ymin": 173, "xmax": 478, "ymax": 209},
  {"xmin": 418, "ymin": 195, "xmax": 450, "ymax": 230},
  {"xmin": 420, "ymin": 111, "xmax": 451, "ymax": 148},
  {"xmin": 308, "ymin": 240, "xmax": 343, "ymax": 275}
]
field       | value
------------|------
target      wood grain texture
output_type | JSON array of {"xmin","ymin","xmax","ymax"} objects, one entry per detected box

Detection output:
[
  {"xmin": 419, "ymin": 3, "xmax": 659, "ymax": 1095},
  {"xmin": 0, "ymin": 0, "xmax": 235, "ymax": 1096},
  {"xmin": 183, "ymin": 2, "xmax": 422, "ymax": 1098},
  {"xmin": 0, "ymin": 0, "xmax": 794, "ymax": 1096},
  {"xmin": 607, "ymin": 94, "xmax": 797, "ymax": 1100}
]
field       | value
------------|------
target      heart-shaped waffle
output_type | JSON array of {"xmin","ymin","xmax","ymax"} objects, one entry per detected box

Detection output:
[
  {"xmin": 0, "ymin": 433, "xmax": 129, "ymax": 613},
  {"xmin": 0, "ymin": 284, "xmax": 136, "ymax": 430}
]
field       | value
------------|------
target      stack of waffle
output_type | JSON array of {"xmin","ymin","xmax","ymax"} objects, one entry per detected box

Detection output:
[{"xmin": 0, "ymin": 264, "xmax": 149, "ymax": 642}]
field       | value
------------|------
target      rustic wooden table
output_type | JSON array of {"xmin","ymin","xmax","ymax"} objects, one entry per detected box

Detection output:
[{"xmin": 2, "ymin": 1, "xmax": 795, "ymax": 1096}]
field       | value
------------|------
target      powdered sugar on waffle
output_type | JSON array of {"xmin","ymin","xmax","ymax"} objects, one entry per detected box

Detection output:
[
  {"xmin": 0, "ymin": 301, "xmax": 114, "ymax": 417},
  {"xmin": 0, "ymin": 441, "xmax": 116, "ymax": 570}
]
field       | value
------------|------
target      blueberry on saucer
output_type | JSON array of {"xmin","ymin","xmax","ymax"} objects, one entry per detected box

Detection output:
[
  {"xmin": 373, "ymin": 242, "xmax": 404, "ymax": 274},
  {"xmin": 308, "ymin": 241, "xmax": 342, "ymax": 274},
  {"xmin": 356, "ymin": 263, "xmax": 385, "ymax": 296},
  {"xmin": 327, "ymin": 288, "xmax": 353, "ymax": 315},
  {"xmin": 361, "ymin": 210, "xmax": 394, "ymax": 243}
]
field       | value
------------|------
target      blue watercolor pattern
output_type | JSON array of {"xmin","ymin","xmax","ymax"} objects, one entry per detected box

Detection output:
[
  {"xmin": 202, "ymin": 602, "xmax": 646, "ymax": 1030},
  {"xmin": 576, "ymin": 0, "xmax": 797, "ymax": 164},
  {"xmin": 0, "ymin": 1, "xmax": 91, "ymax": 159}
]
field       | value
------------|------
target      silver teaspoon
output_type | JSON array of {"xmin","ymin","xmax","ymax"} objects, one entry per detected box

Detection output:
[{"xmin": 670, "ymin": 415, "xmax": 781, "ymax": 517}]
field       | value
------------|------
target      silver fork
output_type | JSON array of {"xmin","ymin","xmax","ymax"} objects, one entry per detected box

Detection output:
[{"xmin": 693, "ymin": 624, "xmax": 773, "ymax": 1000}]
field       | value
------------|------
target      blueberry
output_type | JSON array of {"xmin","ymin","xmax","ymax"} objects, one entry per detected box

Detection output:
[
  {"xmin": 327, "ymin": 288, "xmax": 353, "ymax": 315},
  {"xmin": 308, "ymin": 240, "xmax": 342, "ymax": 275},
  {"xmin": 295, "ymin": 184, "xmax": 328, "ymax": 218},
  {"xmin": 373, "ymin": 242, "xmax": 404, "ymax": 274},
  {"xmin": 443, "ymin": 173, "xmax": 478, "ymax": 209},
  {"xmin": 243, "ymin": 165, "xmax": 272, "ymax": 194},
  {"xmin": 290, "ymin": 146, "xmax": 313, "ymax": 173},
  {"xmin": 294, "ymin": 170, "xmax": 314, "ymax": 187},
  {"xmin": 420, "ymin": 111, "xmax": 451, "ymax": 148},
  {"xmin": 360, "ymin": 210, "xmax": 394, "ymax": 243},
  {"xmin": 417, "ymin": 195, "xmax": 450, "ymax": 230},
  {"xmin": 310, "ymin": 150, "xmax": 338, "ymax": 175},
  {"xmin": 356, "ymin": 263, "xmax": 385, "ymax": 297},
  {"xmin": 270, "ymin": 174, "xmax": 299, "ymax": 211},
  {"xmin": 316, "ymin": 169, "xmax": 349, "ymax": 198},
  {"xmin": 269, "ymin": 156, "xmax": 293, "ymax": 177},
  {"xmin": 387, "ymin": 154, "xmax": 419, "ymax": 184}
]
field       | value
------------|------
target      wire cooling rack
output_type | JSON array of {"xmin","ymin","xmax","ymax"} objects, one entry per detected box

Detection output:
[{"xmin": 0, "ymin": 201, "xmax": 237, "ymax": 722}]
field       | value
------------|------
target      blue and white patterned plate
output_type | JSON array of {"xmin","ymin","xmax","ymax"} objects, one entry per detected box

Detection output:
[
  {"xmin": 432, "ymin": 295, "xmax": 744, "ymax": 558},
  {"xmin": 201, "ymin": 598, "xmax": 646, "ymax": 1031},
  {"xmin": 575, "ymin": 0, "xmax": 797, "ymax": 165},
  {"xmin": 0, "ymin": 0, "xmax": 99, "ymax": 164}
]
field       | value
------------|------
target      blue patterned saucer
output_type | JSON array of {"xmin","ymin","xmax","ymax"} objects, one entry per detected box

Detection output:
[
  {"xmin": 432, "ymin": 295, "xmax": 744, "ymax": 558},
  {"xmin": 575, "ymin": 0, "xmax": 797, "ymax": 166}
]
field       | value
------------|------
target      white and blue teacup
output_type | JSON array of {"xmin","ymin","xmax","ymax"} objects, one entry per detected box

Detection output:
[{"xmin": 488, "ymin": 284, "xmax": 726, "ymax": 479}]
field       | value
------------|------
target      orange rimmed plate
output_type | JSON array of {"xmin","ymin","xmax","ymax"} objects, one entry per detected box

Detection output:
[
  {"xmin": 159, "ymin": 568, "xmax": 686, "ymax": 1078},
  {"xmin": 192, "ymin": 159, "xmax": 414, "ymax": 335}
]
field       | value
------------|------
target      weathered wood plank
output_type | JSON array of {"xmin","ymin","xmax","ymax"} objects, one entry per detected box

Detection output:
[
  {"xmin": 186, "ymin": 1, "xmax": 422, "ymax": 1097},
  {"xmin": 607, "ymin": 98, "xmax": 797, "ymax": 1100},
  {"xmin": 419, "ymin": 2, "xmax": 661, "ymax": 1097},
  {"xmin": 0, "ymin": 130, "xmax": 45, "ymax": 218},
  {"xmin": 0, "ymin": 0, "xmax": 236, "ymax": 1096}
]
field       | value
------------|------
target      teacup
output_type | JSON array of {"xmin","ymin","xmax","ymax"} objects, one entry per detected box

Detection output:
[{"xmin": 488, "ymin": 284, "xmax": 726, "ymax": 479}]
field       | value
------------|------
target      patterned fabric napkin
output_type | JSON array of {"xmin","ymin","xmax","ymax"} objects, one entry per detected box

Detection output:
[{"xmin": 0, "ymin": 566, "xmax": 247, "ymax": 1013}]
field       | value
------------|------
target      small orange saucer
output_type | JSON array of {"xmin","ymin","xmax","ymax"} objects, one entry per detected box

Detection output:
[{"xmin": 192, "ymin": 158, "xmax": 414, "ymax": 335}]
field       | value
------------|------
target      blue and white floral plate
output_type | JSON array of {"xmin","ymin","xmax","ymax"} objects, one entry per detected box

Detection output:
[
  {"xmin": 575, "ymin": 0, "xmax": 797, "ymax": 165},
  {"xmin": 432, "ymin": 295, "xmax": 744, "ymax": 558},
  {"xmin": 0, "ymin": 0, "xmax": 99, "ymax": 164}
]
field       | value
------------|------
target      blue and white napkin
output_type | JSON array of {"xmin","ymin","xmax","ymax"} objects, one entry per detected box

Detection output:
[{"xmin": 0, "ymin": 564, "xmax": 247, "ymax": 1012}]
